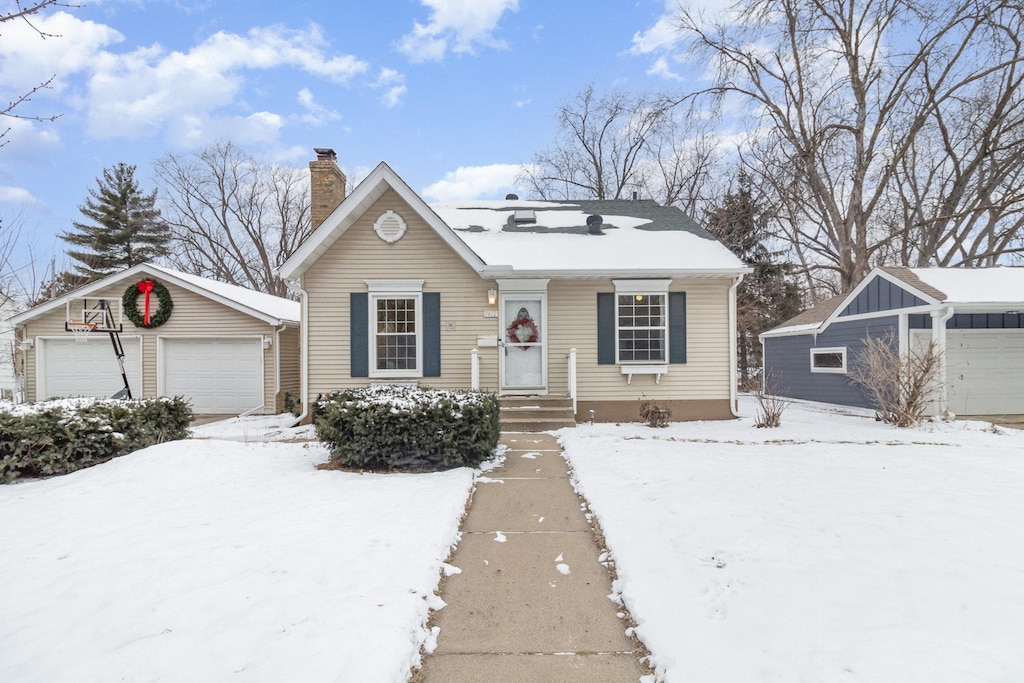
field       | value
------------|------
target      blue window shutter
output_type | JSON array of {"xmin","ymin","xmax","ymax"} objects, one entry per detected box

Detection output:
[
  {"xmin": 423, "ymin": 292, "xmax": 441, "ymax": 377},
  {"xmin": 669, "ymin": 292, "xmax": 687, "ymax": 364},
  {"xmin": 597, "ymin": 293, "xmax": 615, "ymax": 365},
  {"xmin": 350, "ymin": 292, "xmax": 368, "ymax": 377}
]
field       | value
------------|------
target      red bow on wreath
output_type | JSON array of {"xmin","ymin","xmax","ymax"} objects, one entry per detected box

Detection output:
[{"xmin": 137, "ymin": 279, "xmax": 155, "ymax": 326}]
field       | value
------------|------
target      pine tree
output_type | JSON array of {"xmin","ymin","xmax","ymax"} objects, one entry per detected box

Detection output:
[
  {"xmin": 705, "ymin": 174, "xmax": 804, "ymax": 384},
  {"xmin": 61, "ymin": 163, "xmax": 169, "ymax": 279}
]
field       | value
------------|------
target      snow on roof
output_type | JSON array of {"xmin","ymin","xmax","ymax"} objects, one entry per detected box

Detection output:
[
  {"xmin": 429, "ymin": 200, "xmax": 746, "ymax": 274},
  {"xmin": 148, "ymin": 265, "xmax": 299, "ymax": 323},
  {"xmin": 907, "ymin": 267, "xmax": 1024, "ymax": 304}
]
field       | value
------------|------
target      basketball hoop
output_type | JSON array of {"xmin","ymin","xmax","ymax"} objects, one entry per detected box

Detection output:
[{"xmin": 67, "ymin": 321, "xmax": 97, "ymax": 343}]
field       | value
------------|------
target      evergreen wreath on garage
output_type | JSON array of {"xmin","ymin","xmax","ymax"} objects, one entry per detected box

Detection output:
[{"xmin": 123, "ymin": 279, "xmax": 174, "ymax": 328}]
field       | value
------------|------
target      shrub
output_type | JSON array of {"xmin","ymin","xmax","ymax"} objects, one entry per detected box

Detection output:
[
  {"xmin": 284, "ymin": 391, "xmax": 302, "ymax": 418},
  {"xmin": 847, "ymin": 333, "xmax": 942, "ymax": 427},
  {"xmin": 639, "ymin": 398, "xmax": 672, "ymax": 428},
  {"xmin": 314, "ymin": 386, "xmax": 500, "ymax": 471},
  {"xmin": 753, "ymin": 371, "xmax": 789, "ymax": 428},
  {"xmin": 0, "ymin": 397, "xmax": 193, "ymax": 483}
]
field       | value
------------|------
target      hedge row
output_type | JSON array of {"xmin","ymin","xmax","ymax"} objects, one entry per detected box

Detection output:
[
  {"xmin": 0, "ymin": 397, "xmax": 193, "ymax": 483},
  {"xmin": 314, "ymin": 386, "xmax": 500, "ymax": 471}
]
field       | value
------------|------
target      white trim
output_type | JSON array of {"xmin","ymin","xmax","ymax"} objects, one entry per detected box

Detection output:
[
  {"xmin": 495, "ymin": 278, "xmax": 550, "ymax": 292},
  {"xmin": 365, "ymin": 279, "xmax": 424, "ymax": 292},
  {"xmin": 612, "ymin": 279, "xmax": 672, "ymax": 294},
  {"xmin": 810, "ymin": 347, "xmax": 847, "ymax": 374},
  {"xmin": 368, "ymin": 292, "xmax": 424, "ymax": 379},
  {"xmin": 819, "ymin": 268, "xmax": 941, "ymax": 332},
  {"xmin": 614, "ymin": 291, "xmax": 668, "ymax": 365}
]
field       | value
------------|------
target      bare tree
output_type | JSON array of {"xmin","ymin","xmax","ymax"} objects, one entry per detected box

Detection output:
[
  {"xmin": 1, "ymin": 0, "xmax": 70, "ymax": 147},
  {"xmin": 155, "ymin": 142, "xmax": 312, "ymax": 298},
  {"xmin": 522, "ymin": 84, "xmax": 721, "ymax": 214},
  {"xmin": 677, "ymin": 0, "xmax": 1024, "ymax": 295}
]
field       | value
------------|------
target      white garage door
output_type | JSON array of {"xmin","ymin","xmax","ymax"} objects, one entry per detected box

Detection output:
[
  {"xmin": 162, "ymin": 338, "xmax": 263, "ymax": 414},
  {"xmin": 40, "ymin": 336, "xmax": 142, "ymax": 400},
  {"xmin": 946, "ymin": 330, "xmax": 1024, "ymax": 415}
]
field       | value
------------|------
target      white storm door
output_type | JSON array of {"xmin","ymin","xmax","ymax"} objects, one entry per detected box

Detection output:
[
  {"xmin": 162, "ymin": 338, "xmax": 263, "ymax": 414},
  {"xmin": 40, "ymin": 336, "xmax": 141, "ymax": 400},
  {"xmin": 500, "ymin": 293, "xmax": 546, "ymax": 392}
]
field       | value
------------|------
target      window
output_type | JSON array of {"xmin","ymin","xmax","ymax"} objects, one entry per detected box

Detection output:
[
  {"xmin": 810, "ymin": 347, "xmax": 847, "ymax": 373},
  {"xmin": 617, "ymin": 293, "xmax": 667, "ymax": 363},
  {"xmin": 366, "ymin": 280, "xmax": 424, "ymax": 377},
  {"xmin": 611, "ymin": 280, "xmax": 672, "ymax": 365}
]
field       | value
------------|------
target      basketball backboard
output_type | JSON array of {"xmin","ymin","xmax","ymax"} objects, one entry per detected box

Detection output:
[{"xmin": 65, "ymin": 297, "xmax": 123, "ymax": 335}]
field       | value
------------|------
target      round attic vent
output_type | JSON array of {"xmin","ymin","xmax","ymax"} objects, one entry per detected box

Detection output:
[{"xmin": 373, "ymin": 210, "xmax": 407, "ymax": 244}]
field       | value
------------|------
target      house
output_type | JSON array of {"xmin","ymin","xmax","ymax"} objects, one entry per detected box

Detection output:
[
  {"xmin": 760, "ymin": 266, "xmax": 1024, "ymax": 416},
  {"xmin": 278, "ymin": 149, "xmax": 750, "ymax": 423},
  {"xmin": 1, "ymin": 294, "xmax": 18, "ymax": 401},
  {"xmin": 9, "ymin": 264, "xmax": 300, "ymax": 415}
]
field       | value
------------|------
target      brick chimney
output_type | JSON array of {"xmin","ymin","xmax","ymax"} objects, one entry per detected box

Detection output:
[{"xmin": 309, "ymin": 147, "xmax": 347, "ymax": 231}]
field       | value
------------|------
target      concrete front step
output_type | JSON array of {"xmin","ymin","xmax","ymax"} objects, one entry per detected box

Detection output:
[{"xmin": 499, "ymin": 396, "xmax": 576, "ymax": 431}]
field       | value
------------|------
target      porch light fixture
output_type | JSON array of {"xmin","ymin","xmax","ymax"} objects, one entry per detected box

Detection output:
[
  {"xmin": 262, "ymin": 336, "xmax": 273, "ymax": 349},
  {"xmin": 487, "ymin": 288, "xmax": 497, "ymax": 305}
]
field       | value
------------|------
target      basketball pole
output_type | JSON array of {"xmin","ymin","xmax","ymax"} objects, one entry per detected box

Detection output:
[{"xmin": 100, "ymin": 300, "xmax": 133, "ymax": 400}]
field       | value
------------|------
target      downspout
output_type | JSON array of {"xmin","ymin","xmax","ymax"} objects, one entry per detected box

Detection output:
[
  {"xmin": 285, "ymin": 278, "xmax": 309, "ymax": 427},
  {"xmin": 728, "ymin": 274, "xmax": 745, "ymax": 417},
  {"xmin": 932, "ymin": 305, "xmax": 955, "ymax": 419}
]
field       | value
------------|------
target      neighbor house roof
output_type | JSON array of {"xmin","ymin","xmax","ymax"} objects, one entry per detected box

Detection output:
[
  {"xmin": 762, "ymin": 266, "xmax": 1024, "ymax": 339},
  {"xmin": 9, "ymin": 264, "xmax": 299, "ymax": 327},
  {"xmin": 279, "ymin": 162, "xmax": 748, "ymax": 280}
]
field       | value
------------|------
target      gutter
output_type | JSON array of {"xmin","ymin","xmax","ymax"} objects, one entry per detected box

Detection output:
[
  {"xmin": 728, "ymin": 273, "xmax": 745, "ymax": 417},
  {"xmin": 284, "ymin": 278, "xmax": 310, "ymax": 427}
]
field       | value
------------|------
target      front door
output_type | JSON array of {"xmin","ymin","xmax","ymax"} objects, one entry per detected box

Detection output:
[{"xmin": 500, "ymin": 293, "xmax": 546, "ymax": 392}]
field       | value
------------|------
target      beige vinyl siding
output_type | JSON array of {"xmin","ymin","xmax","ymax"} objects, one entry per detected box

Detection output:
[
  {"xmin": 546, "ymin": 278, "xmax": 732, "ymax": 402},
  {"xmin": 277, "ymin": 325, "xmax": 301, "ymax": 410},
  {"xmin": 304, "ymin": 188, "xmax": 499, "ymax": 400},
  {"xmin": 22, "ymin": 276, "xmax": 283, "ymax": 413}
]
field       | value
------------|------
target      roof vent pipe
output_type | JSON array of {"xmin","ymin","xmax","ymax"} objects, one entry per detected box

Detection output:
[
  {"xmin": 586, "ymin": 214, "xmax": 605, "ymax": 235},
  {"xmin": 505, "ymin": 193, "xmax": 519, "ymax": 200}
]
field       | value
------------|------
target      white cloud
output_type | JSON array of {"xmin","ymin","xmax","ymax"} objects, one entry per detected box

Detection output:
[
  {"xmin": 0, "ymin": 186, "xmax": 44, "ymax": 207},
  {"xmin": 398, "ymin": 0, "xmax": 519, "ymax": 63},
  {"xmin": 422, "ymin": 163, "xmax": 534, "ymax": 201},
  {"xmin": 297, "ymin": 88, "xmax": 343, "ymax": 126},
  {"xmin": 647, "ymin": 56, "xmax": 682, "ymax": 80},
  {"xmin": 630, "ymin": 12, "xmax": 681, "ymax": 55},
  {"xmin": 374, "ymin": 68, "xmax": 407, "ymax": 108},
  {"xmin": 82, "ymin": 25, "xmax": 369, "ymax": 141},
  {"xmin": 630, "ymin": 0, "xmax": 739, "ymax": 80}
]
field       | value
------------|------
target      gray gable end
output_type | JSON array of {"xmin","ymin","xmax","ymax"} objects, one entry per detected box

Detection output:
[{"xmin": 839, "ymin": 275, "xmax": 927, "ymax": 317}]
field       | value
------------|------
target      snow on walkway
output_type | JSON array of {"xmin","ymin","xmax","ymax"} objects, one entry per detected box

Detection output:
[
  {"xmin": 560, "ymin": 398, "xmax": 1024, "ymax": 682},
  {"xmin": 0, "ymin": 438, "xmax": 473, "ymax": 682}
]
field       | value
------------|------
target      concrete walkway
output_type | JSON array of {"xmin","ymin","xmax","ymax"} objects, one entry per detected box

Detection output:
[{"xmin": 417, "ymin": 433, "xmax": 648, "ymax": 682}]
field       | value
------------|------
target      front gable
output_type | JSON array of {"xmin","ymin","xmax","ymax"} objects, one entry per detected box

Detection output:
[{"xmin": 836, "ymin": 273, "xmax": 929, "ymax": 317}]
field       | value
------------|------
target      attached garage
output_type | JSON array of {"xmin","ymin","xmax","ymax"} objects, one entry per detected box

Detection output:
[
  {"xmin": 161, "ymin": 338, "xmax": 264, "ymax": 414},
  {"xmin": 11, "ymin": 264, "xmax": 300, "ymax": 416},
  {"xmin": 38, "ymin": 336, "xmax": 142, "ymax": 400},
  {"xmin": 946, "ymin": 330, "xmax": 1024, "ymax": 415}
]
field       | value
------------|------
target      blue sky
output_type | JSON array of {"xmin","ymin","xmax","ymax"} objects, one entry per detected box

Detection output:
[{"xmin": 0, "ymin": 0, "xmax": 724, "ymax": 281}]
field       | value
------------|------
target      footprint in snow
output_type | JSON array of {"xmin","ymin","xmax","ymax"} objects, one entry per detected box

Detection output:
[{"xmin": 493, "ymin": 531, "xmax": 507, "ymax": 543}]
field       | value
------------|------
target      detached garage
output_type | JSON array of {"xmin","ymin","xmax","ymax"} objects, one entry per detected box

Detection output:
[
  {"xmin": 10, "ymin": 264, "xmax": 300, "ymax": 416},
  {"xmin": 762, "ymin": 266, "xmax": 1024, "ymax": 418}
]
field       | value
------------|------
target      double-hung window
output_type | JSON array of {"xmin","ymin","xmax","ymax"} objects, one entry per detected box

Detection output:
[
  {"xmin": 613, "ymin": 280, "xmax": 671, "ymax": 364},
  {"xmin": 366, "ymin": 280, "xmax": 423, "ymax": 377}
]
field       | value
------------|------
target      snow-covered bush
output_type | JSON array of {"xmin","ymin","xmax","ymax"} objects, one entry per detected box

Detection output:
[
  {"xmin": 314, "ymin": 386, "xmax": 500, "ymax": 471},
  {"xmin": 0, "ymin": 397, "xmax": 193, "ymax": 482}
]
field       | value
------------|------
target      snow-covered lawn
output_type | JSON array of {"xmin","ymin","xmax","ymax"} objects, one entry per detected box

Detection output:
[
  {"xmin": 560, "ymin": 399, "xmax": 1024, "ymax": 682},
  {"xmin": 0, "ymin": 419, "xmax": 474, "ymax": 682}
]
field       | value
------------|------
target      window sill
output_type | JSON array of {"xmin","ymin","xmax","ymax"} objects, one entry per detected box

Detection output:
[
  {"xmin": 370, "ymin": 379, "xmax": 420, "ymax": 389},
  {"xmin": 620, "ymin": 365, "xmax": 669, "ymax": 384}
]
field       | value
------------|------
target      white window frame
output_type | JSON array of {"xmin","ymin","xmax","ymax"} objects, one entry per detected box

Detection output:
[
  {"xmin": 613, "ymin": 280, "xmax": 671, "ymax": 365},
  {"xmin": 366, "ymin": 280, "xmax": 424, "ymax": 379},
  {"xmin": 810, "ymin": 346, "xmax": 847, "ymax": 374}
]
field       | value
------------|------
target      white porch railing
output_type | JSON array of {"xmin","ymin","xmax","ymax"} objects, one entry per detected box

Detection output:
[
  {"xmin": 567, "ymin": 347, "xmax": 577, "ymax": 414},
  {"xmin": 471, "ymin": 348, "xmax": 480, "ymax": 391}
]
